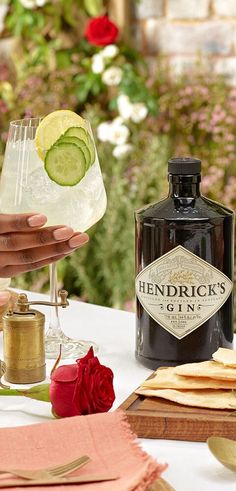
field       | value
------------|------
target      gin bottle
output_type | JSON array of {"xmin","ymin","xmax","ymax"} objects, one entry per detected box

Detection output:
[{"xmin": 135, "ymin": 157, "xmax": 234, "ymax": 369}]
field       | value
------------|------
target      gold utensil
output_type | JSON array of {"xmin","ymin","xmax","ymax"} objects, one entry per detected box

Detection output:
[
  {"xmin": 0, "ymin": 455, "xmax": 90, "ymax": 480},
  {"xmin": 207, "ymin": 436, "xmax": 236, "ymax": 471},
  {"xmin": 149, "ymin": 477, "xmax": 176, "ymax": 491},
  {"xmin": 0, "ymin": 474, "xmax": 119, "ymax": 488}
]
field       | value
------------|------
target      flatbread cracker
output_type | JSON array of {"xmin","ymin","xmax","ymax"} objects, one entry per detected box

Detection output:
[
  {"xmin": 141, "ymin": 367, "xmax": 236, "ymax": 390},
  {"xmin": 135, "ymin": 388, "xmax": 236, "ymax": 409},
  {"xmin": 175, "ymin": 360, "xmax": 236, "ymax": 380},
  {"xmin": 212, "ymin": 348, "xmax": 236, "ymax": 367}
]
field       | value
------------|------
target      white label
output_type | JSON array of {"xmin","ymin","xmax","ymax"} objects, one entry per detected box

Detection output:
[{"xmin": 135, "ymin": 245, "xmax": 233, "ymax": 340}]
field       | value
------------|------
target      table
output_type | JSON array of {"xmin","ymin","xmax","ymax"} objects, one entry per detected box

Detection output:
[{"xmin": 0, "ymin": 290, "xmax": 235, "ymax": 491}]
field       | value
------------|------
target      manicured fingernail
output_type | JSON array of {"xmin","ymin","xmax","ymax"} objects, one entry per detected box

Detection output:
[
  {"xmin": 27, "ymin": 214, "xmax": 47, "ymax": 227},
  {"xmin": 0, "ymin": 291, "xmax": 10, "ymax": 306},
  {"xmin": 53, "ymin": 227, "xmax": 73, "ymax": 240},
  {"xmin": 69, "ymin": 233, "xmax": 89, "ymax": 248}
]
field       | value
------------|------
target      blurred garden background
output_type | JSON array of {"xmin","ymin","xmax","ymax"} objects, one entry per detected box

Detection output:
[{"xmin": 0, "ymin": 0, "xmax": 235, "ymax": 322}]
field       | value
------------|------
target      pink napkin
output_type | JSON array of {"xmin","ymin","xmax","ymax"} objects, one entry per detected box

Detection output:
[{"xmin": 0, "ymin": 410, "xmax": 167, "ymax": 490}]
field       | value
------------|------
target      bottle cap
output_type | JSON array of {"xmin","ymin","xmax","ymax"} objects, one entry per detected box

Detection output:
[{"xmin": 168, "ymin": 157, "xmax": 201, "ymax": 175}]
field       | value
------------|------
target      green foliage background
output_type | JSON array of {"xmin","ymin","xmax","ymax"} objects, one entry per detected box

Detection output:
[{"xmin": 0, "ymin": 0, "xmax": 235, "ymax": 323}]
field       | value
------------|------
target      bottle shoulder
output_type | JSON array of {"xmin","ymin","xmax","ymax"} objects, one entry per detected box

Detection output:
[{"xmin": 136, "ymin": 195, "xmax": 234, "ymax": 222}]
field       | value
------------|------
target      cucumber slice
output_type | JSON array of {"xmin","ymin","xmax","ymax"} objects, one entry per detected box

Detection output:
[
  {"xmin": 86, "ymin": 132, "xmax": 95, "ymax": 165},
  {"xmin": 58, "ymin": 136, "xmax": 91, "ymax": 170},
  {"xmin": 45, "ymin": 142, "xmax": 86, "ymax": 186},
  {"xmin": 64, "ymin": 126, "xmax": 88, "ymax": 142},
  {"xmin": 64, "ymin": 126, "xmax": 96, "ymax": 166}
]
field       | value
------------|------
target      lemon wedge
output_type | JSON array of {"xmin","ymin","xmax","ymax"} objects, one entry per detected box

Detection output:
[{"xmin": 35, "ymin": 110, "xmax": 86, "ymax": 160}]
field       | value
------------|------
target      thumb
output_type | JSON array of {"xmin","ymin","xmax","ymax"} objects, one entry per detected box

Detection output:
[{"xmin": 0, "ymin": 291, "xmax": 10, "ymax": 307}]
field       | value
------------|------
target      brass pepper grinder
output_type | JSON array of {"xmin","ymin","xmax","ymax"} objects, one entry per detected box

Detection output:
[{"xmin": 2, "ymin": 290, "xmax": 69, "ymax": 384}]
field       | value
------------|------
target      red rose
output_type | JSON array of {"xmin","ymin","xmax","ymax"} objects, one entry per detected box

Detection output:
[
  {"xmin": 85, "ymin": 16, "xmax": 119, "ymax": 47},
  {"xmin": 50, "ymin": 347, "xmax": 115, "ymax": 418}
]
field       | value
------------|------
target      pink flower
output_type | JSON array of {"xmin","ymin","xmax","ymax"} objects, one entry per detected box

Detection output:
[
  {"xmin": 0, "ymin": 99, "xmax": 8, "ymax": 113},
  {"xmin": 24, "ymin": 108, "xmax": 33, "ymax": 118},
  {"xmin": 0, "ymin": 64, "xmax": 10, "ymax": 81},
  {"xmin": 1, "ymin": 131, "xmax": 8, "ymax": 142}
]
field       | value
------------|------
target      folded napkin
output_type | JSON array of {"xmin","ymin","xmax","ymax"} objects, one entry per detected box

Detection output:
[{"xmin": 0, "ymin": 410, "xmax": 167, "ymax": 491}]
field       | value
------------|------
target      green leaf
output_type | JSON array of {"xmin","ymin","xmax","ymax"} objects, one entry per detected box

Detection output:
[
  {"xmin": 83, "ymin": 0, "xmax": 103, "ymax": 17},
  {"xmin": 0, "ymin": 388, "xmax": 20, "ymax": 396},
  {"xmin": 108, "ymin": 98, "xmax": 118, "ymax": 111},
  {"xmin": 74, "ymin": 73, "xmax": 88, "ymax": 84},
  {"xmin": 0, "ymin": 384, "xmax": 50, "ymax": 402},
  {"xmin": 91, "ymin": 79, "xmax": 102, "ymax": 96},
  {"xmin": 63, "ymin": 0, "xmax": 77, "ymax": 27},
  {"xmin": 56, "ymin": 50, "xmax": 71, "ymax": 69},
  {"xmin": 21, "ymin": 384, "xmax": 51, "ymax": 402}
]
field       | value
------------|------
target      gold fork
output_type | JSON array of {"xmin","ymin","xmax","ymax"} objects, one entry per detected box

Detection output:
[{"xmin": 0, "ymin": 455, "xmax": 90, "ymax": 480}]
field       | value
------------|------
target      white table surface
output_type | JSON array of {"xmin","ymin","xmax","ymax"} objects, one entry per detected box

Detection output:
[{"xmin": 0, "ymin": 290, "xmax": 235, "ymax": 491}]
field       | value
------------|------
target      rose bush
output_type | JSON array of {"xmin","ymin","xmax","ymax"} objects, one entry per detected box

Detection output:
[
  {"xmin": 85, "ymin": 16, "xmax": 119, "ymax": 46},
  {"xmin": 1, "ymin": 1, "xmax": 235, "ymax": 328},
  {"xmin": 0, "ymin": 348, "xmax": 115, "ymax": 418}
]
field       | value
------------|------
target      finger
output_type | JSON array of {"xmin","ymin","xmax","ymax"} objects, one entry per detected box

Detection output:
[
  {"xmin": 0, "ymin": 233, "xmax": 89, "ymax": 267},
  {"xmin": 0, "ymin": 226, "xmax": 74, "ymax": 251},
  {"xmin": 0, "ymin": 213, "xmax": 47, "ymax": 233},
  {"xmin": 0, "ymin": 291, "xmax": 10, "ymax": 306},
  {"xmin": 0, "ymin": 254, "xmax": 70, "ymax": 277}
]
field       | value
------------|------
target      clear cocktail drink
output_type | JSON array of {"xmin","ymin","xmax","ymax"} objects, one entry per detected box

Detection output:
[
  {"xmin": 0, "ymin": 113, "xmax": 107, "ymax": 358},
  {"xmin": 0, "ymin": 136, "xmax": 106, "ymax": 232}
]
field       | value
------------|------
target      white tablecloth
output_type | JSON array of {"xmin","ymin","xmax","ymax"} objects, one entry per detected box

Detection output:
[{"xmin": 0, "ymin": 291, "xmax": 235, "ymax": 491}]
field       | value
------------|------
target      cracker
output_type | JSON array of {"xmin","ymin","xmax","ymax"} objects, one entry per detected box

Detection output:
[
  {"xmin": 141, "ymin": 367, "xmax": 236, "ymax": 390},
  {"xmin": 135, "ymin": 388, "xmax": 236, "ymax": 409},
  {"xmin": 212, "ymin": 348, "xmax": 236, "ymax": 367},
  {"xmin": 174, "ymin": 360, "xmax": 236, "ymax": 380}
]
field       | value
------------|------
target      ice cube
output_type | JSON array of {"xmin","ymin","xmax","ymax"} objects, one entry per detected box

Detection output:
[{"xmin": 24, "ymin": 166, "xmax": 63, "ymax": 207}]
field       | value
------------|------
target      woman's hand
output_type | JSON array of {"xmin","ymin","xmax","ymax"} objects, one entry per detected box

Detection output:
[
  {"xmin": 0, "ymin": 212, "xmax": 89, "ymax": 280},
  {"xmin": 0, "ymin": 291, "xmax": 11, "ymax": 306}
]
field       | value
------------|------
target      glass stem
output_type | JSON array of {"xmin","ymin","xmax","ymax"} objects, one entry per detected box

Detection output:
[{"xmin": 47, "ymin": 262, "xmax": 64, "ymax": 338}]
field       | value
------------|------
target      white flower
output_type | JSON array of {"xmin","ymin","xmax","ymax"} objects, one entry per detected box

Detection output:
[
  {"xmin": 102, "ymin": 45, "xmax": 119, "ymax": 59},
  {"xmin": 117, "ymin": 94, "xmax": 133, "ymax": 120},
  {"xmin": 117, "ymin": 95, "xmax": 149, "ymax": 123},
  {"xmin": 91, "ymin": 54, "xmax": 105, "ymax": 74},
  {"xmin": 112, "ymin": 116, "xmax": 124, "ymax": 126},
  {"xmin": 97, "ymin": 118, "xmax": 130, "ymax": 145},
  {"xmin": 19, "ymin": 0, "xmax": 35, "ymax": 6},
  {"xmin": 0, "ymin": 4, "xmax": 8, "ymax": 34},
  {"xmin": 102, "ymin": 67, "xmax": 122, "ymax": 86},
  {"xmin": 130, "ymin": 102, "xmax": 148, "ymax": 123},
  {"xmin": 108, "ymin": 123, "xmax": 130, "ymax": 145},
  {"xmin": 113, "ymin": 143, "xmax": 133, "ymax": 159},
  {"xmin": 97, "ymin": 122, "xmax": 112, "ymax": 142},
  {"xmin": 19, "ymin": 0, "xmax": 47, "ymax": 7}
]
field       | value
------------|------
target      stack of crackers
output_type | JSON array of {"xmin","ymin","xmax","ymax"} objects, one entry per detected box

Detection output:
[{"xmin": 136, "ymin": 348, "xmax": 236, "ymax": 409}]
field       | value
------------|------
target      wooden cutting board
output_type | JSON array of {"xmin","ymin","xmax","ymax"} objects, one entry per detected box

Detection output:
[{"xmin": 119, "ymin": 382, "xmax": 236, "ymax": 442}]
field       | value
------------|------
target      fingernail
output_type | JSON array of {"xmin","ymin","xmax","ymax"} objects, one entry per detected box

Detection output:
[
  {"xmin": 53, "ymin": 227, "xmax": 73, "ymax": 240},
  {"xmin": 69, "ymin": 233, "xmax": 89, "ymax": 248},
  {"xmin": 28, "ymin": 214, "xmax": 47, "ymax": 227},
  {"xmin": 0, "ymin": 291, "xmax": 10, "ymax": 306}
]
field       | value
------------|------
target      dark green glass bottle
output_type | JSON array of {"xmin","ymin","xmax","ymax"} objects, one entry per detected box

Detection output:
[{"xmin": 135, "ymin": 157, "xmax": 234, "ymax": 370}]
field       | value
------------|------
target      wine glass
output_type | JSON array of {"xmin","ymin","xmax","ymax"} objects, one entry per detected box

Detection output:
[{"xmin": 0, "ymin": 117, "xmax": 107, "ymax": 359}]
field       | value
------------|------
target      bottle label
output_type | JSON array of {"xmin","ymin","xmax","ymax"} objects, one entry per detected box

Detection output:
[{"xmin": 135, "ymin": 245, "xmax": 233, "ymax": 339}]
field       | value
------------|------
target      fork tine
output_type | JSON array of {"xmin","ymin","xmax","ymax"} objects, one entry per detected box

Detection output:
[
  {"xmin": 51, "ymin": 461, "xmax": 88, "ymax": 477},
  {"xmin": 51, "ymin": 457, "xmax": 89, "ymax": 477},
  {"xmin": 45, "ymin": 456, "xmax": 88, "ymax": 474},
  {"xmin": 50, "ymin": 456, "xmax": 90, "ymax": 477}
]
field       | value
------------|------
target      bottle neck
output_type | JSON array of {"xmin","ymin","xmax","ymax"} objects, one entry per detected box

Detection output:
[{"xmin": 168, "ymin": 174, "xmax": 201, "ymax": 198}]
